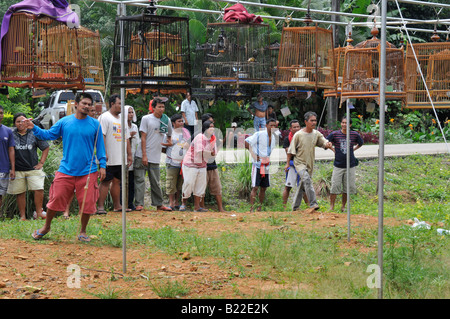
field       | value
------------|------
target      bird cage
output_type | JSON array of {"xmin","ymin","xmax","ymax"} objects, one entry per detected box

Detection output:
[
  {"xmin": 77, "ymin": 27, "xmax": 105, "ymax": 91},
  {"xmin": 200, "ymin": 22, "xmax": 273, "ymax": 87},
  {"xmin": 405, "ymin": 39, "xmax": 450, "ymax": 109},
  {"xmin": 340, "ymin": 27, "xmax": 405, "ymax": 101},
  {"xmin": 324, "ymin": 35, "xmax": 354, "ymax": 98},
  {"xmin": 0, "ymin": 12, "xmax": 83, "ymax": 90},
  {"xmin": 111, "ymin": 2, "xmax": 191, "ymax": 94},
  {"xmin": 276, "ymin": 25, "xmax": 336, "ymax": 90}
]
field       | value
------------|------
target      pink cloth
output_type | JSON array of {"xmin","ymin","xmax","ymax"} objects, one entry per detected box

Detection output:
[
  {"xmin": 223, "ymin": 3, "xmax": 262, "ymax": 24},
  {"xmin": 183, "ymin": 133, "xmax": 216, "ymax": 168}
]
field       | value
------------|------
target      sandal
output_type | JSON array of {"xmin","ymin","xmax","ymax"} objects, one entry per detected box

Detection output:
[
  {"xmin": 78, "ymin": 235, "xmax": 91, "ymax": 242},
  {"xmin": 96, "ymin": 209, "xmax": 107, "ymax": 215},
  {"xmin": 195, "ymin": 208, "xmax": 208, "ymax": 212},
  {"xmin": 135, "ymin": 205, "xmax": 144, "ymax": 211},
  {"xmin": 32, "ymin": 229, "xmax": 48, "ymax": 240},
  {"xmin": 179, "ymin": 205, "xmax": 186, "ymax": 211},
  {"xmin": 157, "ymin": 206, "xmax": 173, "ymax": 212}
]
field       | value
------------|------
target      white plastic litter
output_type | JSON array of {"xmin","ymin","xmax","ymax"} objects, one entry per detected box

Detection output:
[
  {"xmin": 33, "ymin": 210, "xmax": 47, "ymax": 219},
  {"xmin": 411, "ymin": 218, "xmax": 431, "ymax": 230},
  {"xmin": 437, "ymin": 229, "xmax": 450, "ymax": 235}
]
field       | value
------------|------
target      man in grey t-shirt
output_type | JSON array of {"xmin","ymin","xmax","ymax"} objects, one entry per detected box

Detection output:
[{"xmin": 134, "ymin": 97, "xmax": 173, "ymax": 211}]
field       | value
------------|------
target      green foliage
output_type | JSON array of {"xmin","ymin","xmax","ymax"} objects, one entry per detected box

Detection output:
[{"xmin": 0, "ymin": 87, "xmax": 33, "ymax": 126}]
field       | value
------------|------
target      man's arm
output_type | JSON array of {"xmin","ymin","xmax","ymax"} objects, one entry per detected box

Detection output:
[
  {"xmin": 8, "ymin": 146, "xmax": 15, "ymax": 180},
  {"xmin": 141, "ymin": 131, "xmax": 148, "ymax": 166}
]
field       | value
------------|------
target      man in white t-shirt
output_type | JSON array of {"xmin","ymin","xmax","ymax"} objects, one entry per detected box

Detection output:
[
  {"xmin": 134, "ymin": 96, "xmax": 173, "ymax": 211},
  {"xmin": 180, "ymin": 92, "xmax": 198, "ymax": 139},
  {"xmin": 96, "ymin": 94, "xmax": 132, "ymax": 214}
]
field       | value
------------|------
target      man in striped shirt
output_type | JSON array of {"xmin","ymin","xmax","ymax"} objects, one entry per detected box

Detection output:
[{"xmin": 326, "ymin": 116, "xmax": 364, "ymax": 212}]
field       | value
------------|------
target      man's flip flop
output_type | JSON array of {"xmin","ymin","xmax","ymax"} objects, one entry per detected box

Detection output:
[
  {"xmin": 32, "ymin": 229, "xmax": 48, "ymax": 240},
  {"xmin": 96, "ymin": 209, "xmax": 107, "ymax": 215},
  {"xmin": 78, "ymin": 235, "xmax": 91, "ymax": 242},
  {"xmin": 158, "ymin": 206, "xmax": 173, "ymax": 212}
]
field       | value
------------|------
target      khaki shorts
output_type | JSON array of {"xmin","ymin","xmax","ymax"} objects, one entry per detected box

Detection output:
[
  {"xmin": 7, "ymin": 170, "xmax": 46, "ymax": 194},
  {"xmin": 330, "ymin": 167, "xmax": 356, "ymax": 195},
  {"xmin": 206, "ymin": 169, "xmax": 222, "ymax": 196},
  {"xmin": 166, "ymin": 165, "xmax": 183, "ymax": 195}
]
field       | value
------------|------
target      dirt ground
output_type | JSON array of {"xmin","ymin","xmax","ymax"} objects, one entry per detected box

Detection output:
[{"xmin": 0, "ymin": 208, "xmax": 405, "ymax": 300}]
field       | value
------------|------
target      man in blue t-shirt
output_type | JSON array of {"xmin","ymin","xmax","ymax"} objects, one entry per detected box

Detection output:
[
  {"xmin": 0, "ymin": 105, "xmax": 15, "ymax": 210},
  {"xmin": 326, "ymin": 116, "xmax": 363, "ymax": 212},
  {"xmin": 24, "ymin": 93, "xmax": 107, "ymax": 242}
]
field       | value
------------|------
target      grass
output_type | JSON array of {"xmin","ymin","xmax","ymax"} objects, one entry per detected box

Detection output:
[{"xmin": 0, "ymin": 154, "xmax": 449, "ymax": 299}]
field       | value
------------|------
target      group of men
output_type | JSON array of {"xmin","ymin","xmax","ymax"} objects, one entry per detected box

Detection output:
[
  {"xmin": 245, "ymin": 110, "xmax": 364, "ymax": 213},
  {"xmin": 1, "ymin": 90, "xmax": 363, "ymax": 242}
]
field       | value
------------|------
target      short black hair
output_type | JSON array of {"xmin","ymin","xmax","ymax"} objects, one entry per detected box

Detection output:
[
  {"xmin": 76, "ymin": 92, "xmax": 94, "ymax": 104},
  {"xmin": 13, "ymin": 112, "xmax": 27, "ymax": 124},
  {"xmin": 202, "ymin": 120, "xmax": 214, "ymax": 133},
  {"xmin": 152, "ymin": 96, "xmax": 167, "ymax": 107},
  {"xmin": 304, "ymin": 111, "xmax": 317, "ymax": 121},
  {"xmin": 108, "ymin": 94, "xmax": 119, "ymax": 107},
  {"xmin": 266, "ymin": 118, "xmax": 277, "ymax": 125},
  {"xmin": 171, "ymin": 113, "xmax": 183, "ymax": 123},
  {"xmin": 289, "ymin": 119, "xmax": 299, "ymax": 127},
  {"xmin": 201, "ymin": 113, "xmax": 213, "ymax": 123},
  {"xmin": 341, "ymin": 115, "xmax": 353, "ymax": 125}
]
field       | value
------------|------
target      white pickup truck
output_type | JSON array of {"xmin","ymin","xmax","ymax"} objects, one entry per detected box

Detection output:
[{"xmin": 38, "ymin": 90, "xmax": 107, "ymax": 129}]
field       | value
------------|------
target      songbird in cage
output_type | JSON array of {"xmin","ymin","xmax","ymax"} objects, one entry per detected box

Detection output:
[
  {"xmin": 248, "ymin": 49, "xmax": 258, "ymax": 63},
  {"xmin": 205, "ymin": 67, "xmax": 212, "ymax": 77}
]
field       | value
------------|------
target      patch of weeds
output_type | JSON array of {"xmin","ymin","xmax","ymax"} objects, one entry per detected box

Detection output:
[{"xmin": 148, "ymin": 279, "xmax": 190, "ymax": 298}]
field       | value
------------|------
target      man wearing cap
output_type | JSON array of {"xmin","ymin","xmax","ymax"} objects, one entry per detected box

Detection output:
[
  {"xmin": 134, "ymin": 96, "xmax": 173, "ymax": 211},
  {"xmin": 180, "ymin": 92, "xmax": 198, "ymax": 139}
]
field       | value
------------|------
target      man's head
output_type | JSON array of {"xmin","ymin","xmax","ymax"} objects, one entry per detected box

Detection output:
[
  {"xmin": 340, "ymin": 115, "xmax": 352, "ymax": 132},
  {"xmin": 13, "ymin": 112, "xmax": 27, "ymax": 132},
  {"xmin": 75, "ymin": 92, "xmax": 94, "ymax": 115},
  {"xmin": 257, "ymin": 93, "xmax": 263, "ymax": 102},
  {"xmin": 186, "ymin": 92, "xmax": 192, "ymax": 101},
  {"xmin": 304, "ymin": 111, "xmax": 318, "ymax": 130},
  {"xmin": 289, "ymin": 119, "xmax": 301, "ymax": 134},
  {"xmin": 171, "ymin": 113, "xmax": 184, "ymax": 129},
  {"xmin": 268, "ymin": 105, "xmax": 274, "ymax": 113},
  {"xmin": 266, "ymin": 118, "xmax": 277, "ymax": 132},
  {"xmin": 109, "ymin": 94, "xmax": 121, "ymax": 115},
  {"xmin": 152, "ymin": 96, "xmax": 168, "ymax": 118}
]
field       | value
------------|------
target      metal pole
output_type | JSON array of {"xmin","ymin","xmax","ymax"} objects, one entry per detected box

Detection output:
[
  {"xmin": 118, "ymin": 2, "xmax": 127, "ymax": 274},
  {"xmin": 377, "ymin": 0, "xmax": 388, "ymax": 300},
  {"xmin": 346, "ymin": 100, "xmax": 351, "ymax": 243}
]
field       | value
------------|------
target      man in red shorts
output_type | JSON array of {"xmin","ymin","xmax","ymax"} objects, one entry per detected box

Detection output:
[{"xmin": 24, "ymin": 92, "xmax": 107, "ymax": 242}]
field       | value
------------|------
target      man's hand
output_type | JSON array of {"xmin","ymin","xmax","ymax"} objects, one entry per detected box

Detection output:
[
  {"xmin": 33, "ymin": 163, "xmax": 44, "ymax": 170},
  {"xmin": 142, "ymin": 155, "xmax": 148, "ymax": 167},
  {"xmin": 99, "ymin": 167, "xmax": 106, "ymax": 182},
  {"xmin": 23, "ymin": 118, "xmax": 35, "ymax": 130},
  {"xmin": 284, "ymin": 163, "xmax": 290, "ymax": 172}
]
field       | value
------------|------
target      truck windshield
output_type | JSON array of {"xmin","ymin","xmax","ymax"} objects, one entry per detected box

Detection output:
[{"xmin": 58, "ymin": 92, "xmax": 103, "ymax": 104}]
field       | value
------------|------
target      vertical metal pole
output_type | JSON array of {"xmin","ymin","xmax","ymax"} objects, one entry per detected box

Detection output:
[
  {"xmin": 377, "ymin": 0, "xmax": 387, "ymax": 299},
  {"xmin": 119, "ymin": 3, "xmax": 127, "ymax": 274},
  {"xmin": 346, "ymin": 100, "xmax": 351, "ymax": 242}
]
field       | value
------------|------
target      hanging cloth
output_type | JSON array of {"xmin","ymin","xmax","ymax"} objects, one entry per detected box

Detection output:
[
  {"xmin": 223, "ymin": 3, "xmax": 263, "ymax": 24},
  {"xmin": 0, "ymin": 0, "xmax": 80, "ymax": 69}
]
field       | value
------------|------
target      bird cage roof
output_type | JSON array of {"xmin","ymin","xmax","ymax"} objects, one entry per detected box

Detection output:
[
  {"xmin": 275, "ymin": 25, "xmax": 337, "ymax": 90},
  {"xmin": 110, "ymin": 5, "xmax": 191, "ymax": 93},
  {"xmin": 405, "ymin": 41, "xmax": 450, "ymax": 109}
]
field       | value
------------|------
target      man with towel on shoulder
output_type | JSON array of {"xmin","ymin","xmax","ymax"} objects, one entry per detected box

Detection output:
[{"xmin": 245, "ymin": 119, "xmax": 277, "ymax": 212}]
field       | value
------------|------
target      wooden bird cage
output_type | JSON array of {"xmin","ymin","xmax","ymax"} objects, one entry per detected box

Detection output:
[
  {"xmin": 324, "ymin": 36, "xmax": 354, "ymax": 98},
  {"xmin": 111, "ymin": 3, "xmax": 191, "ymax": 94},
  {"xmin": 200, "ymin": 22, "xmax": 273, "ymax": 87},
  {"xmin": 0, "ymin": 12, "xmax": 84, "ymax": 90},
  {"xmin": 77, "ymin": 27, "xmax": 105, "ymax": 91},
  {"xmin": 276, "ymin": 25, "xmax": 336, "ymax": 90},
  {"xmin": 340, "ymin": 28, "xmax": 405, "ymax": 101},
  {"xmin": 405, "ymin": 41, "xmax": 450, "ymax": 109}
]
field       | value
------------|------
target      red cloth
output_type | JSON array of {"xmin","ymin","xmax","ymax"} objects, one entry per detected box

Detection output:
[
  {"xmin": 260, "ymin": 157, "xmax": 270, "ymax": 177},
  {"xmin": 288, "ymin": 131, "xmax": 294, "ymax": 143},
  {"xmin": 148, "ymin": 99, "xmax": 153, "ymax": 113},
  {"xmin": 223, "ymin": 3, "xmax": 262, "ymax": 24}
]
